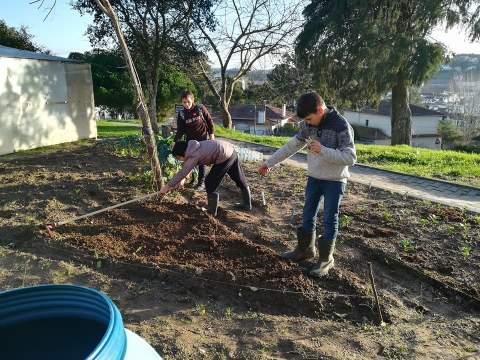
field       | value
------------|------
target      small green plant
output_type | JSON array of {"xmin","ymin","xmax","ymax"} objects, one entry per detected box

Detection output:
[
  {"xmin": 399, "ymin": 239, "xmax": 414, "ymax": 252},
  {"xmin": 459, "ymin": 222, "xmax": 470, "ymax": 239},
  {"xmin": 475, "ymin": 215, "xmax": 480, "ymax": 226},
  {"xmin": 419, "ymin": 219, "xmax": 429, "ymax": 227},
  {"xmin": 225, "ymin": 307, "xmax": 235, "ymax": 316},
  {"xmin": 461, "ymin": 246, "xmax": 471, "ymax": 261},
  {"xmin": 339, "ymin": 215, "xmax": 354, "ymax": 228},
  {"xmin": 196, "ymin": 304, "xmax": 206, "ymax": 316},
  {"xmin": 40, "ymin": 260, "xmax": 51, "ymax": 269},
  {"xmin": 446, "ymin": 225, "xmax": 455, "ymax": 235},
  {"xmin": 428, "ymin": 214, "xmax": 439, "ymax": 225},
  {"xmin": 383, "ymin": 212, "xmax": 393, "ymax": 220}
]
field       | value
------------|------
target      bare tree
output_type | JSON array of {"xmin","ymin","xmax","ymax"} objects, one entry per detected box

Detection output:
[
  {"xmin": 32, "ymin": 0, "xmax": 164, "ymax": 190},
  {"xmin": 448, "ymin": 71, "xmax": 480, "ymax": 142},
  {"xmin": 184, "ymin": 0, "xmax": 306, "ymax": 128}
]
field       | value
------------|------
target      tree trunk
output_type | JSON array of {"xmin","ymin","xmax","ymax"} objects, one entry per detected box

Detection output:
[
  {"xmin": 146, "ymin": 79, "xmax": 159, "ymax": 134},
  {"xmin": 391, "ymin": 71, "xmax": 412, "ymax": 146},
  {"xmin": 94, "ymin": 0, "xmax": 164, "ymax": 190},
  {"xmin": 220, "ymin": 101, "xmax": 232, "ymax": 129}
]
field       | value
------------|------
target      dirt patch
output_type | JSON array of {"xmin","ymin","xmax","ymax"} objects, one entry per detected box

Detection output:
[{"xmin": 1, "ymin": 140, "xmax": 479, "ymax": 359}]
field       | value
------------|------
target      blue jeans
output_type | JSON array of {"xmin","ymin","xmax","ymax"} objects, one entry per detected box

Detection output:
[{"xmin": 301, "ymin": 177, "xmax": 346, "ymax": 239}]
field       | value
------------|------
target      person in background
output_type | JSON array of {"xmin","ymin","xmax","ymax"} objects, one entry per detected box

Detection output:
[
  {"xmin": 258, "ymin": 92, "xmax": 356, "ymax": 277},
  {"xmin": 173, "ymin": 89, "xmax": 215, "ymax": 191},
  {"xmin": 159, "ymin": 140, "xmax": 252, "ymax": 217}
]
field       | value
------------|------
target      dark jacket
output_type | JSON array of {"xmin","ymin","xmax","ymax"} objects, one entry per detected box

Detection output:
[{"xmin": 174, "ymin": 104, "xmax": 215, "ymax": 142}]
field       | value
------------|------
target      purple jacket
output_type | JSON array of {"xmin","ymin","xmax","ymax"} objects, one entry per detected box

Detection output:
[{"xmin": 168, "ymin": 139, "xmax": 235, "ymax": 187}]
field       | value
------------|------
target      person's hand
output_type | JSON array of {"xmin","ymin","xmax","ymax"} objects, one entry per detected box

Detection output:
[
  {"xmin": 307, "ymin": 140, "xmax": 322, "ymax": 154},
  {"xmin": 158, "ymin": 184, "xmax": 170, "ymax": 195},
  {"xmin": 209, "ymin": 134, "xmax": 215, "ymax": 140},
  {"xmin": 258, "ymin": 164, "xmax": 269, "ymax": 175},
  {"xmin": 176, "ymin": 179, "xmax": 185, "ymax": 190}
]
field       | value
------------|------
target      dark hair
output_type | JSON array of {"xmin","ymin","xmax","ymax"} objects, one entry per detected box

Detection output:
[
  {"xmin": 172, "ymin": 141, "xmax": 188, "ymax": 157},
  {"xmin": 180, "ymin": 89, "xmax": 194, "ymax": 100},
  {"xmin": 296, "ymin": 92, "xmax": 325, "ymax": 119}
]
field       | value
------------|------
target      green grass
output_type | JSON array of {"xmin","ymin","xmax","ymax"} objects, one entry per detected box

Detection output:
[
  {"xmin": 97, "ymin": 121, "xmax": 142, "ymax": 138},
  {"xmin": 95, "ymin": 122, "xmax": 480, "ymax": 186}
]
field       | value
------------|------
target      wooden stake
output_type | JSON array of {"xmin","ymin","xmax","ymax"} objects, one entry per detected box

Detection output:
[{"xmin": 368, "ymin": 262, "xmax": 385, "ymax": 326}]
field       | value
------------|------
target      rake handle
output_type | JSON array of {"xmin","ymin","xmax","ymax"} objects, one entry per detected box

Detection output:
[{"xmin": 53, "ymin": 191, "xmax": 160, "ymax": 227}]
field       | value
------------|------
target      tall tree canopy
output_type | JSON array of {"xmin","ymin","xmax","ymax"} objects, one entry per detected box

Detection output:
[
  {"xmin": 265, "ymin": 53, "xmax": 313, "ymax": 110},
  {"xmin": 0, "ymin": 19, "xmax": 50, "ymax": 53},
  {"xmin": 296, "ymin": 0, "xmax": 471, "ymax": 145},
  {"xmin": 72, "ymin": 0, "xmax": 216, "ymax": 132}
]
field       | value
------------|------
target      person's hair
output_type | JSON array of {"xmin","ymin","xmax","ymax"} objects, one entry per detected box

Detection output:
[
  {"xmin": 180, "ymin": 89, "xmax": 194, "ymax": 100},
  {"xmin": 172, "ymin": 141, "xmax": 188, "ymax": 157},
  {"xmin": 296, "ymin": 92, "xmax": 325, "ymax": 119}
]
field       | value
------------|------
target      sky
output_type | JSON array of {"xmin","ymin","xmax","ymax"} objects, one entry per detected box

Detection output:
[{"xmin": 3, "ymin": 1, "xmax": 480, "ymax": 59}]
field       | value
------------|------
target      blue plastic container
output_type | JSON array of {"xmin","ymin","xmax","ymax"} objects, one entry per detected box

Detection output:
[{"xmin": 0, "ymin": 284, "xmax": 162, "ymax": 360}]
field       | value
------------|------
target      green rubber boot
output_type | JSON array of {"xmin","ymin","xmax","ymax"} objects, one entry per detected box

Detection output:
[
  {"xmin": 309, "ymin": 238, "xmax": 336, "ymax": 277},
  {"xmin": 281, "ymin": 228, "xmax": 317, "ymax": 261}
]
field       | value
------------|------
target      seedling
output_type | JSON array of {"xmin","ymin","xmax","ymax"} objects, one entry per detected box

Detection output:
[
  {"xmin": 446, "ymin": 225, "xmax": 454, "ymax": 235},
  {"xmin": 382, "ymin": 212, "xmax": 393, "ymax": 221},
  {"xmin": 475, "ymin": 215, "xmax": 480, "ymax": 226},
  {"xmin": 196, "ymin": 304, "xmax": 206, "ymax": 316},
  {"xmin": 399, "ymin": 239, "xmax": 414, "ymax": 252},
  {"xmin": 459, "ymin": 222, "xmax": 470, "ymax": 239},
  {"xmin": 428, "ymin": 214, "xmax": 439, "ymax": 225},
  {"xmin": 225, "ymin": 307, "xmax": 235, "ymax": 316},
  {"xmin": 419, "ymin": 219, "xmax": 429, "ymax": 227},
  {"xmin": 339, "ymin": 215, "xmax": 354, "ymax": 228},
  {"xmin": 461, "ymin": 247, "xmax": 471, "ymax": 261}
]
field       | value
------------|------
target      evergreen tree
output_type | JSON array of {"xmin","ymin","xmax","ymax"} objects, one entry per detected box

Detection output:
[{"xmin": 296, "ymin": 0, "xmax": 469, "ymax": 145}]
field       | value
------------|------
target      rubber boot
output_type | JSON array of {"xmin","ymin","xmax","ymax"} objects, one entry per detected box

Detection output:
[
  {"xmin": 207, "ymin": 193, "xmax": 219, "ymax": 217},
  {"xmin": 195, "ymin": 181, "xmax": 205, "ymax": 191},
  {"xmin": 235, "ymin": 187, "xmax": 252, "ymax": 210},
  {"xmin": 309, "ymin": 238, "xmax": 336, "ymax": 277},
  {"xmin": 281, "ymin": 228, "xmax": 317, "ymax": 261}
]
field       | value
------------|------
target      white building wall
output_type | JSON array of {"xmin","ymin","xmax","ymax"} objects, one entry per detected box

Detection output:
[
  {"xmin": 344, "ymin": 110, "xmax": 440, "ymax": 138},
  {"xmin": 0, "ymin": 57, "xmax": 96, "ymax": 156},
  {"xmin": 343, "ymin": 111, "xmax": 392, "ymax": 136}
]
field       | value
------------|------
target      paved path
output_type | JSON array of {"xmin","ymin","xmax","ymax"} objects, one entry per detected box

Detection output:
[{"xmin": 222, "ymin": 138, "xmax": 480, "ymax": 214}]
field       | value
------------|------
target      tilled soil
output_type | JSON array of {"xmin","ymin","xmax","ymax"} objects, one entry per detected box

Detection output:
[{"xmin": 0, "ymin": 140, "xmax": 479, "ymax": 359}]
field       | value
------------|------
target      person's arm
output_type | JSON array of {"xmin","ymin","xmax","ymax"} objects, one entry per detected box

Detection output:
[{"xmin": 263, "ymin": 136, "xmax": 306, "ymax": 169}]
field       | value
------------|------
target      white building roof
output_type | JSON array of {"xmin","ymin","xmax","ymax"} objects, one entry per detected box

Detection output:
[{"xmin": 0, "ymin": 45, "xmax": 81, "ymax": 63}]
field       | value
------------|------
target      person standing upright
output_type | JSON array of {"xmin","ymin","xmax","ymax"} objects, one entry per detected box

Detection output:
[
  {"xmin": 173, "ymin": 89, "xmax": 215, "ymax": 191},
  {"xmin": 258, "ymin": 92, "xmax": 356, "ymax": 277}
]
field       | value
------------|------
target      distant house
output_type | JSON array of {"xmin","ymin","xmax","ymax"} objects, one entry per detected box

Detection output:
[
  {"xmin": 211, "ymin": 104, "xmax": 302, "ymax": 135},
  {"xmin": 0, "ymin": 45, "xmax": 96, "ymax": 156},
  {"xmin": 343, "ymin": 101, "xmax": 445, "ymax": 149}
]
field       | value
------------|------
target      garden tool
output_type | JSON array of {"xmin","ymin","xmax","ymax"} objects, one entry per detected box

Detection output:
[
  {"xmin": 44, "ymin": 191, "xmax": 164, "ymax": 237},
  {"xmin": 281, "ymin": 228, "xmax": 317, "ymax": 261},
  {"xmin": 309, "ymin": 238, "xmax": 336, "ymax": 277}
]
